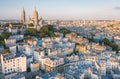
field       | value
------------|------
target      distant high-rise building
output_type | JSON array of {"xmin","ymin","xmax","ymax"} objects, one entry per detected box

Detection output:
[{"xmin": 21, "ymin": 7, "xmax": 26, "ymax": 23}]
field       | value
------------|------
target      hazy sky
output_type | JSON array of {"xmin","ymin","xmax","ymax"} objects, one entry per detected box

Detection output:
[{"xmin": 0, "ymin": 0, "xmax": 120, "ymax": 20}]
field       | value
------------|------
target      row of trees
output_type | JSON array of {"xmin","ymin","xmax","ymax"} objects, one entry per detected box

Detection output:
[
  {"xmin": 89, "ymin": 37, "xmax": 120, "ymax": 53},
  {"xmin": 25, "ymin": 25, "xmax": 72, "ymax": 38},
  {"xmin": 3, "ymin": 23, "xmax": 23, "ymax": 29},
  {"xmin": 0, "ymin": 31, "xmax": 11, "ymax": 54},
  {"xmin": 25, "ymin": 28, "xmax": 37, "ymax": 35},
  {"xmin": 28, "ymin": 23, "xmax": 34, "ymax": 27},
  {"xmin": 101, "ymin": 38, "xmax": 120, "ymax": 53},
  {"xmin": 39, "ymin": 25, "xmax": 56, "ymax": 38},
  {"xmin": 59, "ymin": 28, "xmax": 71, "ymax": 37},
  {"xmin": 25, "ymin": 25, "xmax": 58, "ymax": 38},
  {"xmin": 1, "ymin": 31, "xmax": 11, "ymax": 39}
]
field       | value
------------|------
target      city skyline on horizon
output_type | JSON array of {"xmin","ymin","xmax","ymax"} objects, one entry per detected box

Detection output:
[{"xmin": 1, "ymin": 0, "xmax": 120, "ymax": 20}]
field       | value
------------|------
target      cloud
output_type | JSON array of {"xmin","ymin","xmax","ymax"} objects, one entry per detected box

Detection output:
[{"xmin": 114, "ymin": 6, "xmax": 120, "ymax": 10}]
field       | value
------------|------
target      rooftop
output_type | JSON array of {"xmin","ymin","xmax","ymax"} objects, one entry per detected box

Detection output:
[
  {"xmin": 11, "ymin": 74, "xmax": 25, "ymax": 79},
  {"xmin": 3, "ymin": 52, "xmax": 25, "ymax": 60}
]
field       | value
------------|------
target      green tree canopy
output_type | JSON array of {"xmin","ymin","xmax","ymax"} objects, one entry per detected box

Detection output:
[
  {"xmin": 25, "ymin": 28, "xmax": 37, "ymax": 35},
  {"xmin": 40, "ymin": 26, "xmax": 49, "ymax": 34},
  {"xmin": 2, "ymin": 49, "xmax": 9, "ymax": 54},
  {"xmin": 89, "ymin": 36, "xmax": 94, "ymax": 42},
  {"xmin": 0, "ymin": 40, "xmax": 5, "ymax": 46},
  {"xmin": 17, "ymin": 25, "xmax": 22, "ymax": 29},
  {"xmin": 16, "ymin": 23, "xmax": 23, "ymax": 29},
  {"xmin": 49, "ymin": 31, "xmax": 54, "ymax": 37},
  {"xmin": 1, "ymin": 31, "xmax": 11, "ymax": 39},
  {"xmin": 60, "ymin": 28, "xmax": 71, "ymax": 37},
  {"xmin": 110, "ymin": 42, "xmax": 119, "ymax": 51},
  {"xmin": 5, "ymin": 23, "xmax": 10, "ymax": 27},
  {"xmin": 39, "ymin": 33, "xmax": 45, "ymax": 38},
  {"xmin": 39, "ymin": 25, "xmax": 55, "ymax": 38},
  {"xmin": 102, "ymin": 38, "xmax": 110, "ymax": 45},
  {"xmin": 28, "ymin": 23, "xmax": 34, "ymax": 27}
]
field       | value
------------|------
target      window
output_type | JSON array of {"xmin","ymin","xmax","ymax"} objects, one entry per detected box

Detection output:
[
  {"xmin": 13, "ymin": 65, "xmax": 15, "ymax": 67},
  {"xmin": 5, "ymin": 70, "xmax": 7, "ymax": 73}
]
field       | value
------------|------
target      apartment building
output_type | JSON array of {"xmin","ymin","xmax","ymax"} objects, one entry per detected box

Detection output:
[{"xmin": 1, "ymin": 53, "xmax": 26, "ymax": 74}]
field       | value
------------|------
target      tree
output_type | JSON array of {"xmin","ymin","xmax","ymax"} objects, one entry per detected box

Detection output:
[
  {"xmin": 2, "ymin": 49, "xmax": 9, "ymax": 54},
  {"xmin": 26, "ymin": 35, "xmax": 32, "ymax": 39},
  {"xmin": 1, "ymin": 31, "xmax": 11, "ymax": 39},
  {"xmin": 17, "ymin": 25, "xmax": 22, "ymax": 29},
  {"xmin": 49, "ymin": 31, "xmax": 55, "ymax": 37},
  {"xmin": 89, "ymin": 36, "xmax": 94, "ymax": 42},
  {"xmin": 5, "ymin": 23, "xmax": 10, "ymax": 27},
  {"xmin": 0, "ymin": 40, "xmax": 5, "ymax": 46},
  {"xmin": 102, "ymin": 38, "xmax": 110, "ymax": 45},
  {"xmin": 27, "ymin": 68, "xmax": 31, "ymax": 72},
  {"xmin": 39, "ymin": 25, "xmax": 56, "ymax": 38},
  {"xmin": 40, "ymin": 26, "xmax": 49, "ymax": 34},
  {"xmin": 25, "ymin": 28, "xmax": 37, "ymax": 35},
  {"xmin": 28, "ymin": 23, "xmax": 34, "ymax": 27},
  {"xmin": 48, "ymin": 25, "xmax": 54, "ymax": 31},
  {"xmin": 39, "ymin": 33, "xmax": 45, "ymax": 38},
  {"xmin": 16, "ymin": 23, "xmax": 23, "ymax": 29},
  {"xmin": 99, "ymin": 40, "xmax": 102, "ymax": 45},
  {"xmin": 110, "ymin": 42, "xmax": 119, "ymax": 51},
  {"xmin": 101, "ymin": 38, "xmax": 120, "ymax": 53},
  {"xmin": 60, "ymin": 28, "xmax": 70, "ymax": 37}
]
